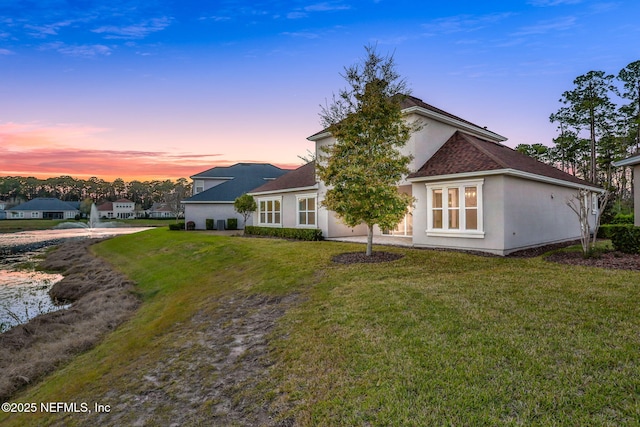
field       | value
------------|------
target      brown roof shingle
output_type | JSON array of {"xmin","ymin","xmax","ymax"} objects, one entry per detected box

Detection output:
[
  {"xmin": 250, "ymin": 161, "xmax": 317, "ymax": 193},
  {"xmin": 408, "ymin": 131, "xmax": 596, "ymax": 187}
]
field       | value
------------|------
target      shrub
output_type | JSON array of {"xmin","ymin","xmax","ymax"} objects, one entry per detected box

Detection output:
[
  {"xmin": 244, "ymin": 226, "xmax": 323, "ymax": 241},
  {"xmin": 205, "ymin": 219, "xmax": 214, "ymax": 230},
  {"xmin": 227, "ymin": 218, "xmax": 238, "ymax": 230},
  {"xmin": 609, "ymin": 225, "xmax": 640, "ymax": 254},
  {"xmin": 610, "ymin": 213, "xmax": 635, "ymax": 224},
  {"xmin": 186, "ymin": 221, "xmax": 196, "ymax": 231},
  {"xmin": 168, "ymin": 222, "xmax": 185, "ymax": 231}
]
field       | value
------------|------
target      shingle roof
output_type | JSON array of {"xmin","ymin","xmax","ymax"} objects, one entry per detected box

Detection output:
[
  {"xmin": 307, "ymin": 95, "xmax": 505, "ymax": 142},
  {"xmin": 10, "ymin": 197, "xmax": 79, "ymax": 211},
  {"xmin": 183, "ymin": 163, "xmax": 290, "ymax": 203},
  {"xmin": 96, "ymin": 201, "xmax": 113, "ymax": 211},
  {"xmin": 250, "ymin": 161, "xmax": 317, "ymax": 194},
  {"xmin": 190, "ymin": 163, "xmax": 284, "ymax": 179},
  {"xmin": 408, "ymin": 131, "xmax": 596, "ymax": 187}
]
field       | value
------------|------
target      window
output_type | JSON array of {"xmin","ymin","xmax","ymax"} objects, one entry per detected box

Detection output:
[
  {"xmin": 31, "ymin": 212, "xmax": 39, "ymax": 218},
  {"xmin": 11, "ymin": 211, "xmax": 24, "ymax": 218},
  {"xmin": 426, "ymin": 179, "xmax": 484, "ymax": 238},
  {"xmin": 297, "ymin": 196, "xmax": 316, "ymax": 227},
  {"xmin": 258, "ymin": 197, "xmax": 282, "ymax": 226},
  {"xmin": 194, "ymin": 180, "xmax": 204, "ymax": 194}
]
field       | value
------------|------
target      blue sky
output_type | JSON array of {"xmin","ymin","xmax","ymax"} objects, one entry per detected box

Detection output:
[{"xmin": 1, "ymin": 0, "xmax": 639, "ymax": 180}]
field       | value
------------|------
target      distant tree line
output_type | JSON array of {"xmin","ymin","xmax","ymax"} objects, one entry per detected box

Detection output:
[
  {"xmin": 0, "ymin": 175, "xmax": 192, "ymax": 211},
  {"xmin": 515, "ymin": 60, "xmax": 640, "ymax": 214}
]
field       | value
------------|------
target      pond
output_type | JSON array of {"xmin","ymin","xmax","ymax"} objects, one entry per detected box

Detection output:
[
  {"xmin": 0, "ymin": 248, "xmax": 67, "ymax": 332},
  {"xmin": 0, "ymin": 227, "xmax": 153, "ymax": 332}
]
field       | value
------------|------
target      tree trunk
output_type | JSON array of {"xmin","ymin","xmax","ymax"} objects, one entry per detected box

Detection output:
[{"xmin": 366, "ymin": 224, "xmax": 374, "ymax": 256}]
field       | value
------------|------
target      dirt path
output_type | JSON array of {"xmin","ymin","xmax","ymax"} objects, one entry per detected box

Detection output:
[
  {"xmin": 2, "ymin": 239, "xmax": 298, "ymax": 426},
  {"xmin": 69, "ymin": 293, "xmax": 298, "ymax": 427}
]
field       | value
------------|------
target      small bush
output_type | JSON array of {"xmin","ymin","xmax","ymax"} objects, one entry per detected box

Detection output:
[
  {"xmin": 168, "ymin": 222, "xmax": 185, "ymax": 231},
  {"xmin": 244, "ymin": 226, "xmax": 323, "ymax": 241},
  {"xmin": 227, "ymin": 218, "xmax": 238, "ymax": 230},
  {"xmin": 205, "ymin": 219, "xmax": 214, "ymax": 230},
  {"xmin": 186, "ymin": 221, "xmax": 196, "ymax": 231},
  {"xmin": 610, "ymin": 213, "xmax": 635, "ymax": 225},
  {"xmin": 609, "ymin": 225, "xmax": 640, "ymax": 254}
]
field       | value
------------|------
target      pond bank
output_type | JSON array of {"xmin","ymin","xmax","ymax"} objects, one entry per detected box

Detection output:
[{"xmin": 0, "ymin": 239, "xmax": 141, "ymax": 402}]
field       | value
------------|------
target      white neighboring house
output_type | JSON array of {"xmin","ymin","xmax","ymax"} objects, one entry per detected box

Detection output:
[
  {"xmin": 6, "ymin": 198, "xmax": 79, "ymax": 220},
  {"xmin": 96, "ymin": 198, "xmax": 136, "ymax": 219},
  {"xmin": 147, "ymin": 202, "xmax": 175, "ymax": 218},
  {"xmin": 249, "ymin": 95, "xmax": 603, "ymax": 255},
  {"xmin": 613, "ymin": 153, "xmax": 640, "ymax": 226},
  {"xmin": 182, "ymin": 163, "xmax": 289, "ymax": 230}
]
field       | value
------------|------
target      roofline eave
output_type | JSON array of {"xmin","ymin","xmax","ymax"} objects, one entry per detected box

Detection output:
[{"xmin": 408, "ymin": 169, "xmax": 602, "ymax": 192}]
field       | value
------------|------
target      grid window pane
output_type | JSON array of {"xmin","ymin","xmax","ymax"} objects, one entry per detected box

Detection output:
[
  {"xmin": 433, "ymin": 189, "xmax": 442, "ymax": 208},
  {"xmin": 466, "ymin": 208, "xmax": 477, "ymax": 230},
  {"xmin": 433, "ymin": 210, "xmax": 443, "ymax": 228},
  {"xmin": 465, "ymin": 187, "xmax": 477, "ymax": 207}
]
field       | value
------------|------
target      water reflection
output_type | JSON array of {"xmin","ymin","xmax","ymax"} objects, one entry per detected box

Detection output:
[{"xmin": 0, "ymin": 259, "xmax": 67, "ymax": 333}]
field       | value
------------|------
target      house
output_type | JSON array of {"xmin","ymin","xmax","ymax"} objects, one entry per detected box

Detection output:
[
  {"xmin": 6, "ymin": 198, "xmax": 79, "ymax": 220},
  {"xmin": 0, "ymin": 201, "xmax": 6, "ymax": 220},
  {"xmin": 182, "ymin": 163, "xmax": 290, "ymax": 230},
  {"xmin": 96, "ymin": 198, "xmax": 136, "ymax": 219},
  {"xmin": 613, "ymin": 153, "xmax": 640, "ymax": 226},
  {"xmin": 249, "ymin": 95, "xmax": 602, "ymax": 255},
  {"xmin": 147, "ymin": 202, "xmax": 175, "ymax": 219}
]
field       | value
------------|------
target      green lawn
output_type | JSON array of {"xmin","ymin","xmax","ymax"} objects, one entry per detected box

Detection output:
[{"xmin": 2, "ymin": 229, "xmax": 639, "ymax": 426}]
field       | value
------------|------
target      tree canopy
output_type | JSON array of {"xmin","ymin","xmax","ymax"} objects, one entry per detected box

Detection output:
[{"xmin": 316, "ymin": 45, "xmax": 420, "ymax": 256}]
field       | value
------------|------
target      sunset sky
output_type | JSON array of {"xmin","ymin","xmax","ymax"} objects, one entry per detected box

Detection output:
[{"xmin": 1, "ymin": 0, "xmax": 639, "ymax": 182}]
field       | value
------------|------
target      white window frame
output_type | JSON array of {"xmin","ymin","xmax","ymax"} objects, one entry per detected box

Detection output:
[
  {"xmin": 31, "ymin": 211, "xmax": 39, "ymax": 218},
  {"xmin": 257, "ymin": 197, "xmax": 282, "ymax": 227},
  {"xmin": 426, "ymin": 179, "xmax": 484, "ymax": 238},
  {"xmin": 296, "ymin": 195, "xmax": 317, "ymax": 227}
]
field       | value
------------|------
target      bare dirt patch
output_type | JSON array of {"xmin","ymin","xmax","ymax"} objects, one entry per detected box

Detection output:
[
  {"xmin": 64, "ymin": 293, "xmax": 299, "ymax": 427},
  {"xmin": 0, "ymin": 239, "xmax": 140, "ymax": 402}
]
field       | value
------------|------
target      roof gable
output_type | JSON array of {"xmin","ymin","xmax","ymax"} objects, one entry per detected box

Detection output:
[
  {"xmin": 409, "ymin": 131, "xmax": 596, "ymax": 188},
  {"xmin": 184, "ymin": 163, "xmax": 290, "ymax": 202},
  {"xmin": 190, "ymin": 163, "xmax": 285, "ymax": 179},
  {"xmin": 11, "ymin": 197, "xmax": 79, "ymax": 211},
  {"xmin": 250, "ymin": 161, "xmax": 317, "ymax": 194},
  {"xmin": 307, "ymin": 95, "xmax": 506, "ymax": 142}
]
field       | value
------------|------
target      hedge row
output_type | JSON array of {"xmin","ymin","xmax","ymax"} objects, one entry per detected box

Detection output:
[
  {"xmin": 244, "ymin": 226, "xmax": 323, "ymax": 241},
  {"xmin": 607, "ymin": 225, "xmax": 640, "ymax": 254}
]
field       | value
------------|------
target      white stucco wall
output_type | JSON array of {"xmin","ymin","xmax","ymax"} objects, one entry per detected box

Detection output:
[
  {"xmin": 411, "ymin": 176, "xmax": 507, "ymax": 254},
  {"xmin": 501, "ymin": 176, "xmax": 586, "ymax": 252},
  {"xmin": 411, "ymin": 175, "xmax": 591, "ymax": 255},
  {"xmin": 184, "ymin": 203, "xmax": 250, "ymax": 230},
  {"xmin": 635, "ymin": 165, "xmax": 640, "ymax": 227}
]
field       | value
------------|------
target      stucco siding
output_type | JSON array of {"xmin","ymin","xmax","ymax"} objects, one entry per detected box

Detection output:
[
  {"xmin": 635, "ymin": 165, "xmax": 640, "ymax": 227},
  {"xmin": 501, "ymin": 176, "xmax": 584, "ymax": 252},
  {"xmin": 411, "ymin": 175, "xmax": 507, "ymax": 254},
  {"xmin": 184, "ymin": 203, "xmax": 249, "ymax": 230}
]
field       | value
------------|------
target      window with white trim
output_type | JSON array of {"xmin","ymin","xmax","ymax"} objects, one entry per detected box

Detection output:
[
  {"xmin": 297, "ymin": 195, "xmax": 316, "ymax": 227},
  {"xmin": 31, "ymin": 212, "xmax": 39, "ymax": 218},
  {"xmin": 426, "ymin": 179, "xmax": 484, "ymax": 238},
  {"xmin": 258, "ymin": 197, "xmax": 282, "ymax": 226}
]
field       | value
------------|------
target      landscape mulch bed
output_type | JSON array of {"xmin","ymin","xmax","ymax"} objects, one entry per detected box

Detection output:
[
  {"xmin": 332, "ymin": 251, "xmax": 404, "ymax": 264},
  {"xmin": 545, "ymin": 250, "xmax": 640, "ymax": 271}
]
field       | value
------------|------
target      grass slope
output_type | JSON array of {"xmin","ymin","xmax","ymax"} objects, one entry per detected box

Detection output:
[{"xmin": 2, "ymin": 229, "xmax": 639, "ymax": 426}]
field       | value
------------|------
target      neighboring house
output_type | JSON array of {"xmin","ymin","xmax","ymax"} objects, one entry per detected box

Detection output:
[
  {"xmin": 613, "ymin": 153, "xmax": 640, "ymax": 226},
  {"xmin": 0, "ymin": 201, "xmax": 6, "ymax": 220},
  {"xmin": 97, "ymin": 198, "xmax": 135, "ymax": 219},
  {"xmin": 6, "ymin": 198, "xmax": 79, "ymax": 220},
  {"xmin": 147, "ymin": 202, "xmax": 175, "ymax": 218},
  {"xmin": 182, "ymin": 163, "xmax": 289, "ymax": 230},
  {"xmin": 249, "ymin": 95, "xmax": 602, "ymax": 255}
]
